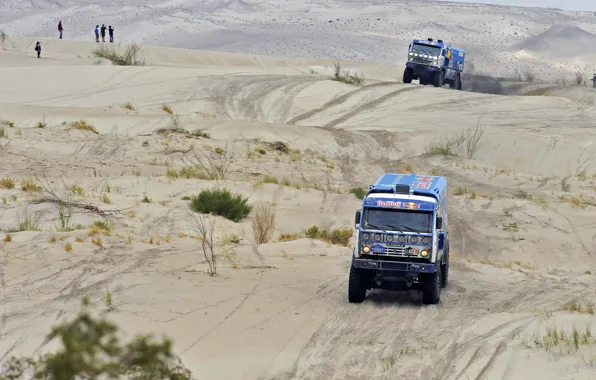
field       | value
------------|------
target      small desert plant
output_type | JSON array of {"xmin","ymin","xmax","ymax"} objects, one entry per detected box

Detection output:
[
  {"xmin": 101, "ymin": 193, "xmax": 112, "ymax": 204},
  {"xmin": 279, "ymin": 232, "xmax": 301, "ymax": 242},
  {"xmin": 15, "ymin": 207, "xmax": 42, "ymax": 231},
  {"xmin": 0, "ymin": 127, "xmax": 6, "ymax": 138},
  {"xmin": 64, "ymin": 241, "xmax": 73, "ymax": 252},
  {"xmin": 178, "ymin": 165, "xmax": 208, "ymax": 179},
  {"xmin": 0, "ymin": 29, "xmax": 8, "ymax": 49},
  {"xmin": 3, "ymin": 233, "xmax": 12, "ymax": 242},
  {"xmin": 1, "ymin": 119, "xmax": 15, "ymax": 128},
  {"xmin": 425, "ymin": 123, "xmax": 484, "ymax": 159},
  {"xmin": 68, "ymin": 120, "xmax": 98, "ymax": 134},
  {"xmin": 36, "ymin": 117, "xmax": 47, "ymax": 129},
  {"xmin": 189, "ymin": 143, "xmax": 234, "ymax": 180},
  {"xmin": 189, "ymin": 212, "xmax": 217, "ymax": 276},
  {"xmin": 251, "ymin": 201, "xmax": 277, "ymax": 244},
  {"xmin": 20, "ymin": 177, "xmax": 41, "ymax": 192},
  {"xmin": 304, "ymin": 225, "xmax": 353, "ymax": 246},
  {"xmin": 189, "ymin": 188, "xmax": 252, "ymax": 222},
  {"xmin": 332, "ymin": 61, "xmax": 365, "ymax": 86},
  {"xmin": 121, "ymin": 102, "xmax": 135, "ymax": 111},
  {"xmin": 350, "ymin": 187, "xmax": 366, "ymax": 199},
  {"xmin": 141, "ymin": 194, "xmax": 151, "ymax": 203},
  {"xmin": 161, "ymin": 104, "xmax": 174, "ymax": 114},
  {"xmin": 92, "ymin": 43, "xmax": 145, "ymax": 66},
  {"xmin": 102, "ymin": 287, "xmax": 116, "ymax": 311},
  {"xmin": 575, "ymin": 71, "xmax": 585, "ymax": 86},
  {"xmin": 0, "ymin": 177, "xmax": 15, "ymax": 188}
]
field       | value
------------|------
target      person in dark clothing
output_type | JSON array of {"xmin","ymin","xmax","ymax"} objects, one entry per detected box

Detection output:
[
  {"xmin": 100, "ymin": 24, "xmax": 107, "ymax": 42},
  {"xmin": 34, "ymin": 42, "xmax": 41, "ymax": 58},
  {"xmin": 108, "ymin": 26, "xmax": 114, "ymax": 43},
  {"xmin": 58, "ymin": 21, "xmax": 63, "ymax": 39},
  {"xmin": 95, "ymin": 25, "xmax": 99, "ymax": 42}
]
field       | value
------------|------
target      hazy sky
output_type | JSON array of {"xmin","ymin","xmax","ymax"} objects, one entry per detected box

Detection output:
[{"xmin": 437, "ymin": 0, "xmax": 596, "ymax": 11}]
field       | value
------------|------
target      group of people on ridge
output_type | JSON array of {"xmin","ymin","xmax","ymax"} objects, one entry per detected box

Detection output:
[
  {"xmin": 95, "ymin": 24, "xmax": 115, "ymax": 43},
  {"xmin": 34, "ymin": 21, "xmax": 117, "ymax": 58}
]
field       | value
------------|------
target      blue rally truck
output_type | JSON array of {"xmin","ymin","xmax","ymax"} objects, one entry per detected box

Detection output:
[
  {"xmin": 348, "ymin": 173, "xmax": 450, "ymax": 304},
  {"xmin": 403, "ymin": 38, "xmax": 465, "ymax": 90}
]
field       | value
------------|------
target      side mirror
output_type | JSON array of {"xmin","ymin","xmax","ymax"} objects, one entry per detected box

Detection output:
[
  {"xmin": 355, "ymin": 210, "xmax": 361, "ymax": 226},
  {"xmin": 436, "ymin": 216, "xmax": 443, "ymax": 230}
]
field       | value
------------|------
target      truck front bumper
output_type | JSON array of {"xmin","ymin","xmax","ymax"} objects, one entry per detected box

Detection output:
[
  {"xmin": 405, "ymin": 62, "xmax": 440, "ymax": 75},
  {"xmin": 353, "ymin": 258, "xmax": 436, "ymax": 273}
]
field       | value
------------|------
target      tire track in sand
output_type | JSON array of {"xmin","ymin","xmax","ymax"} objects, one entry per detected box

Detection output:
[
  {"xmin": 322, "ymin": 86, "xmax": 423, "ymax": 129},
  {"xmin": 286, "ymin": 81, "xmax": 398, "ymax": 125}
]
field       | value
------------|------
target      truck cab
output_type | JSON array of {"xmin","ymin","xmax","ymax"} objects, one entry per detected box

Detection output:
[
  {"xmin": 403, "ymin": 37, "xmax": 464, "ymax": 90},
  {"xmin": 348, "ymin": 173, "xmax": 450, "ymax": 304}
]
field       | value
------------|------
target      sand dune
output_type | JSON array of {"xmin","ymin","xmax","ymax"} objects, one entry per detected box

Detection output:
[
  {"xmin": 4, "ymin": 0, "xmax": 596, "ymax": 79},
  {"xmin": 1, "ymin": 23, "xmax": 596, "ymax": 380}
]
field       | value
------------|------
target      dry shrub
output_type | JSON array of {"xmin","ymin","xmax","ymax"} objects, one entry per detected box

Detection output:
[{"xmin": 251, "ymin": 201, "xmax": 277, "ymax": 244}]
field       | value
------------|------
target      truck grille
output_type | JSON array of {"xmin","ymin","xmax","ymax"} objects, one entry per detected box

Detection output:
[{"xmin": 385, "ymin": 246, "xmax": 407, "ymax": 256}]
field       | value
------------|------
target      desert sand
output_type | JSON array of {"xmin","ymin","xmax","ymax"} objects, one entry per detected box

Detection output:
[{"xmin": 2, "ymin": 1, "xmax": 596, "ymax": 379}]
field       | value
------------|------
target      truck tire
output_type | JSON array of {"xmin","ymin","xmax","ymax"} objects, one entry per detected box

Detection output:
[
  {"xmin": 348, "ymin": 265, "xmax": 367, "ymax": 303},
  {"xmin": 403, "ymin": 68, "xmax": 413, "ymax": 84},
  {"xmin": 453, "ymin": 75, "xmax": 461, "ymax": 91},
  {"xmin": 422, "ymin": 267, "xmax": 441, "ymax": 304},
  {"xmin": 433, "ymin": 71, "xmax": 445, "ymax": 88},
  {"xmin": 441, "ymin": 241, "xmax": 449, "ymax": 288}
]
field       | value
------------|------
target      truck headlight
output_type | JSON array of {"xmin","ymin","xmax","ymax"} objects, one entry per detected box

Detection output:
[
  {"xmin": 363, "ymin": 246, "xmax": 371, "ymax": 254},
  {"xmin": 420, "ymin": 250, "xmax": 428, "ymax": 258}
]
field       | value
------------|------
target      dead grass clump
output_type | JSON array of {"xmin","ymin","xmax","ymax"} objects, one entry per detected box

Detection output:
[
  {"xmin": 188, "ymin": 143, "xmax": 234, "ymax": 180},
  {"xmin": 251, "ymin": 201, "xmax": 277, "ymax": 244},
  {"xmin": 528, "ymin": 324, "xmax": 593, "ymax": 352},
  {"xmin": 92, "ymin": 43, "xmax": 145, "ymax": 66},
  {"xmin": 88, "ymin": 220, "xmax": 111, "ymax": 236},
  {"xmin": 0, "ymin": 177, "xmax": 15, "ymax": 189},
  {"xmin": 304, "ymin": 225, "xmax": 353, "ymax": 246},
  {"xmin": 178, "ymin": 165, "xmax": 209, "ymax": 179},
  {"xmin": 332, "ymin": 61, "xmax": 365, "ymax": 86},
  {"xmin": 3, "ymin": 233, "xmax": 12, "ymax": 242},
  {"xmin": 279, "ymin": 233, "xmax": 301, "ymax": 242},
  {"xmin": 161, "ymin": 104, "xmax": 174, "ymax": 114},
  {"xmin": 563, "ymin": 302, "xmax": 594, "ymax": 315},
  {"xmin": 14, "ymin": 207, "xmax": 42, "ymax": 231},
  {"xmin": 428, "ymin": 122, "xmax": 486, "ymax": 159},
  {"xmin": 21, "ymin": 178, "xmax": 42, "ymax": 192},
  {"xmin": 68, "ymin": 120, "xmax": 98, "ymax": 134},
  {"xmin": 121, "ymin": 102, "xmax": 135, "ymax": 111},
  {"xmin": 64, "ymin": 241, "xmax": 73, "ymax": 252}
]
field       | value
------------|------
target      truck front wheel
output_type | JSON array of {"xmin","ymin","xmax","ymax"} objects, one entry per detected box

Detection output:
[
  {"xmin": 348, "ymin": 265, "xmax": 367, "ymax": 303},
  {"xmin": 422, "ymin": 267, "xmax": 442, "ymax": 304},
  {"xmin": 433, "ymin": 71, "xmax": 445, "ymax": 88},
  {"xmin": 403, "ymin": 68, "xmax": 413, "ymax": 84}
]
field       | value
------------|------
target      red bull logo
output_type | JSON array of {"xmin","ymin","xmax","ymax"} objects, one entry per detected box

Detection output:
[
  {"xmin": 377, "ymin": 200, "xmax": 401, "ymax": 208},
  {"xmin": 402, "ymin": 202, "xmax": 420, "ymax": 210}
]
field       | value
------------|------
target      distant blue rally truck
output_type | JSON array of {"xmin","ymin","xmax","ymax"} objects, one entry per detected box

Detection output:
[
  {"xmin": 403, "ymin": 38, "xmax": 465, "ymax": 90},
  {"xmin": 348, "ymin": 173, "xmax": 450, "ymax": 304}
]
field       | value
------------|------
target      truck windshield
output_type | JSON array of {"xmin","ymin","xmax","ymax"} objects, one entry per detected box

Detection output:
[
  {"xmin": 411, "ymin": 44, "xmax": 441, "ymax": 57},
  {"xmin": 363, "ymin": 208, "xmax": 432, "ymax": 233}
]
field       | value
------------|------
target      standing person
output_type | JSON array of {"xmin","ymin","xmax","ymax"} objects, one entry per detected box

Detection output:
[
  {"xmin": 100, "ymin": 24, "xmax": 107, "ymax": 42},
  {"xmin": 108, "ymin": 25, "xmax": 114, "ymax": 43},
  {"xmin": 95, "ymin": 25, "xmax": 99, "ymax": 42},
  {"xmin": 58, "ymin": 21, "xmax": 63, "ymax": 39},
  {"xmin": 34, "ymin": 42, "xmax": 41, "ymax": 58}
]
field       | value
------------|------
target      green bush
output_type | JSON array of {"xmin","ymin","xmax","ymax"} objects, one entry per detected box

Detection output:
[
  {"xmin": 0, "ymin": 297, "xmax": 192, "ymax": 379},
  {"xmin": 350, "ymin": 187, "xmax": 366, "ymax": 199},
  {"xmin": 189, "ymin": 188, "xmax": 252, "ymax": 222}
]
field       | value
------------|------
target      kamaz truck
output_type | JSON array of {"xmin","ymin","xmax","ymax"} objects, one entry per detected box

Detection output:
[
  {"xmin": 403, "ymin": 38, "xmax": 465, "ymax": 90},
  {"xmin": 348, "ymin": 173, "xmax": 450, "ymax": 304}
]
